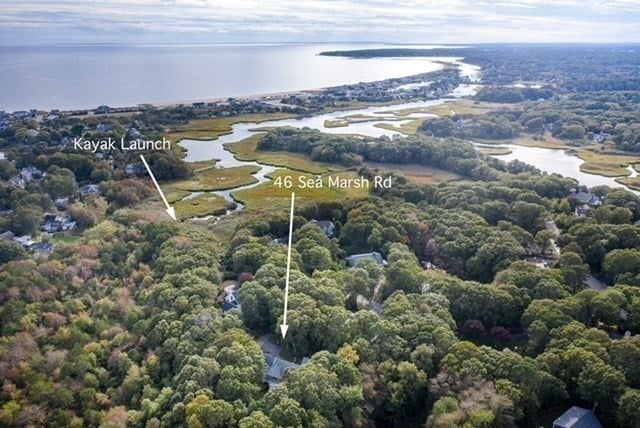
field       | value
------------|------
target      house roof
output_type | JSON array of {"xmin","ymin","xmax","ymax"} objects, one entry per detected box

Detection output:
[
  {"xmin": 265, "ymin": 354, "xmax": 301, "ymax": 383},
  {"xmin": 346, "ymin": 252, "xmax": 385, "ymax": 267},
  {"xmin": 568, "ymin": 192, "xmax": 600, "ymax": 205},
  {"xmin": 311, "ymin": 219, "xmax": 335, "ymax": 229},
  {"xmin": 0, "ymin": 231, "xmax": 15, "ymax": 240},
  {"xmin": 310, "ymin": 219, "xmax": 336, "ymax": 236},
  {"xmin": 553, "ymin": 406, "xmax": 602, "ymax": 428}
]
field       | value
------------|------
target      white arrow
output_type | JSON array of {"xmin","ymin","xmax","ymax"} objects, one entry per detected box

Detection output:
[
  {"xmin": 139, "ymin": 154, "xmax": 177, "ymax": 221},
  {"xmin": 280, "ymin": 192, "xmax": 295, "ymax": 339}
]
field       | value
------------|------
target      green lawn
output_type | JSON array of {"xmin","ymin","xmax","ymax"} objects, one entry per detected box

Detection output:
[
  {"xmin": 166, "ymin": 165, "xmax": 260, "ymax": 193},
  {"xmin": 224, "ymin": 134, "xmax": 340, "ymax": 175},
  {"xmin": 232, "ymin": 169, "xmax": 370, "ymax": 211},
  {"xmin": 167, "ymin": 112, "xmax": 297, "ymax": 143},
  {"xmin": 174, "ymin": 193, "xmax": 229, "ymax": 217}
]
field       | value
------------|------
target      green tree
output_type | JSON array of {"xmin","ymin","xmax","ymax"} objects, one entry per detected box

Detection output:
[
  {"xmin": 617, "ymin": 389, "xmax": 640, "ymax": 428},
  {"xmin": 0, "ymin": 239, "xmax": 27, "ymax": 263},
  {"xmin": 604, "ymin": 249, "xmax": 640, "ymax": 285},
  {"xmin": 42, "ymin": 168, "xmax": 79, "ymax": 198},
  {"xmin": 558, "ymin": 251, "xmax": 589, "ymax": 293},
  {"xmin": 239, "ymin": 411, "xmax": 274, "ymax": 428},
  {"xmin": 577, "ymin": 361, "xmax": 626, "ymax": 408},
  {"xmin": 185, "ymin": 395, "xmax": 235, "ymax": 428}
]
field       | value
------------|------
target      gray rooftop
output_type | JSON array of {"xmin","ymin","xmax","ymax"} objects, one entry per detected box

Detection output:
[
  {"xmin": 346, "ymin": 251, "xmax": 385, "ymax": 267},
  {"xmin": 553, "ymin": 406, "xmax": 602, "ymax": 428}
]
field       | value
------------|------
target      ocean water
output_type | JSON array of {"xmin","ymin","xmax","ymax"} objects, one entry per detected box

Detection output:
[{"xmin": 0, "ymin": 43, "xmax": 457, "ymax": 111}]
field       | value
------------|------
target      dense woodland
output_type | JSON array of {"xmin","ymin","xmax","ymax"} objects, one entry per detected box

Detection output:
[
  {"xmin": 420, "ymin": 91, "xmax": 640, "ymax": 151},
  {"xmin": 1, "ymin": 45, "xmax": 640, "ymax": 427},
  {"xmin": 324, "ymin": 46, "xmax": 640, "ymax": 151}
]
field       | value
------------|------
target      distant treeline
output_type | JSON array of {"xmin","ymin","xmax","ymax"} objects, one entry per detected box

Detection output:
[
  {"xmin": 257, "ymin": 128, "xmax": 537, "ymax": 180},
  {"xmin": 321, "ymin": 46, "xmax": 640, "ymax": 92}
]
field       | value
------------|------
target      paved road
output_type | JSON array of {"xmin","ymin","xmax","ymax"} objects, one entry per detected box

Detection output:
[{"xmin": 258, "ymin": 334, "xmax": 283, "ymax": 357}]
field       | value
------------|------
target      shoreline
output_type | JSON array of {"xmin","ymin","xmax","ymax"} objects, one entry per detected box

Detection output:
[
  {"xmin": 15, "ymin": 57, "xmax": 460, "ymax": 114},
  {"xmin": 152, "ymin": 88, "xmax": 324, "ymax": 109}
]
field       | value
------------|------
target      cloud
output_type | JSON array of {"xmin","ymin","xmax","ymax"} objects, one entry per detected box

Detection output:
[{"xmin": 0, "ymin": 0, "xmax": 639, "ymax": 44}]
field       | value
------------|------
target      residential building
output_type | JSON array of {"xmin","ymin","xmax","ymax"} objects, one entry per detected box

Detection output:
[
  {"xmin": 54, "ymin": 197, "xmax": 70, "ymax": 209},
  {"xmin": 8, "ymin": 166, "xmax": 45, "ymax": 189},
  {"xmin": 575, "ymin": 204, "xmax": 593, "ymax": 217},
  {"xmin": 567, "ymin": 191, "xmax": 602, "ymax": 206},
  {"xmin": 346, "ymin": 251, "xmax": 386, "ymax": 267},
  {"xmin": 222, "ymin": 285, "xmax": 242, "ymax": 313},
  {"xmin": 79, "ymin": 184, "xmax": 100, "ymax": 196},
  {"xmin": 264, "ymin": 354, "xmax": 310, "ymax": 386},
  {"xmin": 33, "ymin": 242, "xmax": 56, "ymax": 256},
  {"xmin": 311, "ymin": 219, "xmax": 336, "ymax": 237},
  {"xmin": 42, "ymin": 214, "xmax": 77, "ymax": 233},
  {"xmin": 0, "ymin": 231, "xmax": 15, "ymax": 240},
  {"xmin": 124, "ymin": 163, "xmax": 142, "ymax": 176},
  {"xmin": 552, "ymin": 406, "xmax": 602, "ymax": 428},
  {"xmin": 13, "ymin": 235, "xmax": 35, "ymax": 249}
]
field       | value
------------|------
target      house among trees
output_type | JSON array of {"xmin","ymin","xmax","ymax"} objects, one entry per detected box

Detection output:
[
  {"xmin": 33, "ymin": 242, "xmax": 55, "ymax": 256},
  {"xmin": 567, "ymin": 190, "xmax": 602, "ymax": 206},
  {"xmin": 13, "ymin": 235, "xmax": 35, "ymax": 249},
  {"xmin": 222, "ymin": 285, "xmax": 241, "ymax": 313},
  {"xmin": 95, "ymin": 105, "xmax": 111, "ymax": 114},
  {"xmin": 575, "ymin": 204, "xmax": 593, "ymax": 217},
  {"xmin": 310, "ymin": 219, "xmax": 336, "ymax": 237},
  {"xmin": 346, "ymin": 251, "xmax": 386, "ymax": 267},
  {"xmin": 79, "ymin": 184, "xmax": 100, "ymax": 196},
  {"xmin": 42, "ymin": 214, "xmax": 77, "ymax": 234},
  {"xmin": 8, "ymin": 166, "xmax": 45, "ymax": 189},
  {"xmin": 124, "ymin": 163, "xmax": 142, "ymax": 176},
  {"xmin": 264, "ymin": 354, "xmax": 310, "ymax": 386},
  {"xmin": 552, "ymin": 406, "xmax": 602, "ymax": 428},
  {"xmin": 54, "ymin": 197, "xmax": 70, "ymax": 209}
]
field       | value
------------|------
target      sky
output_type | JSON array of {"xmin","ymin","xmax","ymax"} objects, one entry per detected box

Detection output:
[{"xmin": 1, "ymin": 0, "xmax": 640, "ymax": 45}]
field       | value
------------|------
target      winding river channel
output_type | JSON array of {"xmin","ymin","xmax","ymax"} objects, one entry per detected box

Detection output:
[{"xmin": 179, "ymin": 60, "xmax": 638, "ymax": 218}]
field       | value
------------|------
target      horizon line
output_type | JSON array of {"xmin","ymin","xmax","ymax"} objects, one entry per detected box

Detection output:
[{"xmin": 2, "ymin": 41, "xmax": 640, "ymax": 48}]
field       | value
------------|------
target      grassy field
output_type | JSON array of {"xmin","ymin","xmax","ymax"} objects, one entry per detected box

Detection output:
[
  {"xmin": 174, "ymin": 193, "xmax": 228, "ymax": 217},
  {"xmin": 324, "ymin": 114, "xmax": 397, "ymax": 129},
  {"xmin": 421, "ymin": 99, "xmax": 520, "ymax": 117},
  {"xmin": 475, "ymin": 132, "xmax": 570, "ymax": 150},
  {"xmin": 364, "ymin": 162, "xmax": 461, "ymax": 185},
  {"xmin": 51, "ymin": 233, "xmax": 83, "ymax": 245},
  {"xmin": 374, "ymin": 118, "xmax": 427, "ymax": 135},
  {"xmin": 208, "ymin": 214, "xmax": 244, "ymax": 243},
  {"xmin": 577, "ymin": 150, "xmax": 640, "ymax": 177},
  {"xmin": 232, "ymin": 169, "xmax": 370, "ymax": 210},
  {"xmin": 167, "ymin": 112, "xmax": 297, "ymax": 142},
  {"xmin": 166, "ymin": 165, "xmax": 260, "ymax": 194},
  {"xmin": 616, "ymin": 177, "xmax": 640, "ymax": 191},
  {"xmin": 224, "ymin": 134, "xmax": 340, "ymax": 174},
  {"xmin": 477, "ymin": 147, "xmax": 513, "ymax": 156},
  {"xmin": 510, "ymin": 132, "xmax": 569, "ymax": 149}
]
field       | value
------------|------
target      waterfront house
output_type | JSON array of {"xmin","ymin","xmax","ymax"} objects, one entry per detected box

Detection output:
[{"xmin": 567, "ymin": 190, "xmax": 602, "ymax": 206}]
